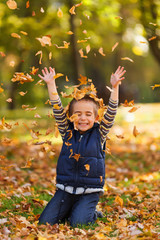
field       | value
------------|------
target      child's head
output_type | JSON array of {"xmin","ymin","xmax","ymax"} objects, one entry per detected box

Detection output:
[{"xmin": 68, "ymin": 95, "xmax": 100, "ymax": 133}]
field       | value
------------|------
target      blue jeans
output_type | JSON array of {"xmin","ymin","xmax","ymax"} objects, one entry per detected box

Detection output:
[{"xmin": 39, "ymin": 189, "xmax": 100, "ymax": 227}]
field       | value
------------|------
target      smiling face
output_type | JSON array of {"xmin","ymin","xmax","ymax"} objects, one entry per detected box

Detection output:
[{"xmin": 72, "ymin": 100, "xmax": 99, "ymax": 133}]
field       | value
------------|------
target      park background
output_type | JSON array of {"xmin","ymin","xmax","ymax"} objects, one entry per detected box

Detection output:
[{"xmin": 0, "ymin": 0, "xmax": 160, "ymax": 239}]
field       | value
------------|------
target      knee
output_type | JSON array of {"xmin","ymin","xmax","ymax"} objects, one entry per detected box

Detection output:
[{"xmin": 70, "ymin": 214, "xmax": 95, "ymax": 227}]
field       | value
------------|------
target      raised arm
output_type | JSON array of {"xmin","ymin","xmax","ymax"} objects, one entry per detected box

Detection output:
[
  {"xmin": 38, "ymin": 67, "xmax": 69, "ymax": 139},
  {"xmin": 100, "ymin": 66, "xmax": 126, "ymax": 144}
]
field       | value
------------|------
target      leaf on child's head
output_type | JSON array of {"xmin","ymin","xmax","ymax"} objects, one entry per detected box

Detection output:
[{"xmin": 78, "ymin": 74, "xmax": 87, "ymax": 85}]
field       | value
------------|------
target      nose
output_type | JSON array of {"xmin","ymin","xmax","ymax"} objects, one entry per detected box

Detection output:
[{"xmin": 80, "ymin": 114, "xmax": 86, "ymax": 120}]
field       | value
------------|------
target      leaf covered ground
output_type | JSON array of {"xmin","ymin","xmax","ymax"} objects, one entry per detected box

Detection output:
[{"xmin": 0, "ymin": 104, "xmax": 160, "ymax": 239}]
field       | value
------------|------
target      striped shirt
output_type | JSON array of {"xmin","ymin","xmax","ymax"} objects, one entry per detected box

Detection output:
[{"xmin": 50, "ymin": 97, "xmax": 118, "ymax": 145}]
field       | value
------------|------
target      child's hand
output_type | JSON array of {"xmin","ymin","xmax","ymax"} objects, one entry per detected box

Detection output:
[
  {"xmin": 110, "ymin": 66, "xmax": 126, "ymax": 88},
  {"xmin": 38, "ymin": 67, "xmax": 55, "ymax": 85}
]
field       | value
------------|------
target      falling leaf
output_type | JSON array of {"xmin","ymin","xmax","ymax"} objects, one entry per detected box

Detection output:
[
  {"xmin": 66, "ymin": 31, "xmax": 73, "ymax": 35},
  {"xmin": 32, "ymin": 11, "xmax": 36, "ymax": 16},
  {"xmin": 128, "ymin": 106, "xmax": 140, "ymax": 113},
  {"xmin": 30, "ymin": 129, "xmax": 40, "ymax": 139},
  {"xmin": 77, "ymin": 39, "xmax": 88, "ymax": 43},
  {"xmin": 151, "ymin": 84, "xmax": 160, "ymax": 90},
  {"xmin": 26, "ymin": 0, "xmax": 29, "ymax": 8},
  {"xmin": 115, "ymin": 16, "xmax": 123, "ymax": 19},
  {"xmin": 133, "ymin": 125, "xmax": 140, "ymax": 137},
  {"xmin": 35, "ymin": 50, "xmax": 42, "ymax": 64},
  {"xmin": 79, "ymin": 48, "xmax": 87, "ymax": 58},
  {"xmin": 6, "ymin": 98, "xmax": 12, "ymax": 103},
  {"xmin": 98, "ymin": 47, "xmax": 106, "ymax": 56},
  {"xmin": 112, "ymin": 42, "xmax": 119, "ymax": 52},
  {"xmin": 20, "ymin": 31, "xmax": 28, "ymax": 35},
  {"xmin": 121, "ymin": 99, "xmax": 134, "ymax": 107},
  {"xmin": 55, "ymin": 41, "xmax": 70, "ymax": 49},
  {"xmin": 115, "ymin": 195, "xmax": 123, "ymax": 207},
  {"xmin": 19, "ymin": 91, "xmax": 27, "ymax": 96},
  {"xmin": 116, "ymin": 134, "xmax": 125, "ymax": 139},
  {"xmin": 49, "ymin": 52, "xmax": 52, "ymax": 60},
  {"xmin": 149, "ymin": 22, "xmax": 157, "ymax": 26},
  {"xmin": 84, "ymin": 164, "xmax": 90, "ymax": 171},
  {"xmin": 86, "ymin": 44, "xmax": 90, "ymax": 54},
  {"xmin": 53, "ymin": 73, "xmax": 64, "ymax": 80},
  {"xmin": 140, "ymin": 41, "xmax": 147, "ymax": 44},
  {"xmin": 0, "ymin": 52, "xmax": 6, "ymax": 57},
  {"xmin": 83, "ymin": 30, "xmax": 87, "ymax": 34},
  {"xmin": 57, "ymin": 8, "xmax": 63, "ymax": 18},
  {"xmin": 30, "ymin": 66, "xmax": 39, "ymax": 75},
  {"xmin": 9, "ymin": 60, "xmax": 15, "ymax": 67},
  {"xmin": 66, "ymin": 76, "xmax": 69, "ymax": 82},
  {"xmin": 69, "ymin": 113, "xmax": 78, "ymax": 122},
  {"xmin": 69, "ymin": 6, "xmax": 76, "ymax": 15},
  {"xmin": 34, "ymin": 113, "xmax": 41, "ymax": 118},
  {"xmin": 11, "ymin": 72, "xmax": 34, "ymax": 84},
  {"xmin": 6, "ymin": 0, "xmax": 17, "ymax": 10},
  {"xmin": 36, "ymin": 36, "xmax": 52, "ymax": 47},
  {"xmin": 0, "ymin": 87, "xmax": 4, "ymax": 93},
  {"xmin": 121, "ymin": 57, "xmax": 134, "ymax": 62},
  {"xmin": 73, "ymin": 153, "xmax": 81, "ymax": 161},
  {"xmin": 22, "ymin": 105, "xmax": 30, "ymax": 109},
  {"xmin": 11, "ymin": 33, "xmax": 21, "ymax": 39},
  {"xmin": 53, "ymin": 104, "xmax": 60, "ymax": 110},
  {"xmin": 40, "ymin": 7, "xmax": 44, "ymax": 13},
  {"xmin": 148, "ymin": 36, "xmax": 157, "ymax": 41},
  {"xmin": 75, "ymin": 2, "xmax": 83, "ymax": 7}
]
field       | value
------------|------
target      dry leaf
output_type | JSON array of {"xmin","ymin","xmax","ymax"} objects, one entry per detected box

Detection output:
[
  {"xmin": 69, "ymin": 6, "xmax": 76, "ymax": 15},
  {"xmin": 121, "ymin": 57, "xmax": 134, "ymax": 62},
  {"xmin": 65, "ymin": 141, "xmax": 72, "ymax": 147},
  {"xmin": 78, "ymin": 74, "xmax": 87, "ymax": 85},
  {"xmin": 69, "ymin": 114, "xmax": 78, "ymax": 122},
  {"xmin": 30, "ymin": 66, "xmax": 39, "ymax": 75},
  {"xmin": 86, "ymin": 44, "xmax": 90, "ymax": 54},
  {"xmin": 115, "ymin": 16, "xmax": 123, "ymax": 19},
  {"xmin": 11, "ymin": 33, "xmax": 21, "ymax": 39},
  {"xmin": 0, "ymin": 51, "xmax": 6, "ymax": 57},
  {"xmin": 148, "ymin": 36, "xmax": 157, "ymax": 41},
  {"xmin": 121, "ymin": 99, "xmax": 134, "ymax": 107},
  {"xmin": 36, "ymin": 36, "xmax": 51, "ymax": 47},
  {"xmin": 21, "ymin": 158, "xmax": 33, "ymax": 168},
  {"xmin": 20, "ymin": 31, "xmax": 28, "ymax": 35},
  {"xmin": 151, "ymin": 84, "xmax": 160, "ymax": 90},
  {"xmin": 77, "ymin": 39, "xmax": 88, "ymax": 43},
  {"xmin": 35, "ymin": 50, "xmax": 42, "ymax": 64},
  {"xmin": 40, "ymin": 7, "xmax": 44, "ymax": 13},
  {"xmin": 73, "ymin": 153, "xmax": 81, "ymax": 162},
  {"xmin": 19, "ymin": 91, "xmax": 27, "ymax": 96},
  {"xmin": 115, "ymin": 195, "xmax": 123, "ymax": 207},
  {"xmin": 116, "ymin": 134, "xmax": 125, "ymax": 139},
  {"xmin": 49, "ymin": 52, "xmax": 52, "ymax": 60},
  {"xmin": 79, "ymin": 48, "xmax": 87, "ymax": 58},
  {"xmin": 100, "ymin": 176, "xmax": 103, "ymax": 182},
  {"xmin": 112, "ymin": 42, "xmax": 119, "ymax": 52},
  {"xmin": 128, "ymin": 106, "xmax": 140, "ymax": 113},
  {"xmin": 66, "ymin": 76, "xmax": 69, "ymax": 82},
  {"xmin": 6, "ymin": 98, "xmax": 12, "ymax": 103},
  {"xmin": 133, "ymin": 125, "xmax": 140, "ymax": 137},
  {"xmin": 57, "ymin": 8, "xmax": 63, "ymax": 18},
  {"xmin": 0, "ymin": 87, "xmax": 4, "ymax": 93},
  {"xmin": 54, "ymin": 124, "xmax": 59, "ymax": 138},
  {"xmin": 66, "ymin": 31, "xmax": 73, "ymax": 35},
  {"xmin": 53, "ymin": 73, "xmax": 64, "ymax": 79},
  {"xmin": 26, "ymin": 0, "xmax": 29, "ymax": 8},
  {"xmin": 34, "ymin": 113, "xmax": 41, "ymax": 118},
  {"xmin": 99, "ymin": 47, "xmax": 106, "ymax": 56},
  {"xmin": 149, "ymin": 22, "xmax": 157, "ymax": 26},
  {"xmin": 11, "ymin": 72, "xmax": 34, "ymax": 84},
  {"xmin": 6, "ymin": 0, "xmax": 17, "ymax": 10}
]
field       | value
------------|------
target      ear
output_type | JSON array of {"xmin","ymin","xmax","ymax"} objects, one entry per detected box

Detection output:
[{"xmin": 95, "ymin": 114, "xmax": 99, "ymax": 122}]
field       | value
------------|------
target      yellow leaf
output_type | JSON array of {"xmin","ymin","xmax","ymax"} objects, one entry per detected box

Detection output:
[
  {"xmin": 66, "ymin": 76, "xmax": 69, "ymax": 82},
  {"xmin": 78, "ymin": 74, "xmax": 87, "ymax": 85},
  {"xmin": 151, "ymin": 84, "xmax": 160, "ymax": 90},
  {"xmin": 21, "ymin": 158, "xmax": 33, "ymax": 168},
  {"xmin": 115, "ymin": 195, "xmax": 123, "ymax": 207},
  {"xmin": 69, "ymin": 113, "xmax": 78, "ymax": 122},
  {"xmin": 35, "ymin": 50, "xmax": 42, "ymax": 64},
  {"xmin": 6, "ymin": 0, "xmax": 17, "ymax": 10},
  {"xmin": 11, "ymin": 33, "xmax": 21, "ymax": 39},
  {"xmin": 77, "ymin": 39, "xmax": 87, "ymax": 43},
  {"xmin": 0, "ymin": 87, "xmax": 4, "ymax": 93},
  {"xmin": 66, "ymin": 31, "xmax": 73, "ymax": 35},
  {"xmin": 57, "ymin": 8, "xmax": 63, "ymax": 18},
  {"xmin": 53, "ymin": 104, "xmax": 60, "ymax": 110},
  {"xmin": 121, "ymin": 57, "xmax": 134, "ymax": 62},
  {"xmin": 20, "ymin": 31, "xmax": 28, "ymax": 35},
  {"xmin": 69, "ymin": 6, "xmax": 76, "ymax": 15},
  {"xmin": 121, "ymin": 99, "xmax": 134, "ymax": 107},
  {"xmin": 19, "ymin": 91, "xmax": 27, "ymax": 96},
  {"xmin": 49, "ymin": 51, "xmax": 52, "ymax": 60},
  {"xmin": 53, "ymin": 73, "xmax": 64, "ymax": 79},
  {"xmin": 54, "ymin": 124, "xmax": 59, "ymax": 138}
]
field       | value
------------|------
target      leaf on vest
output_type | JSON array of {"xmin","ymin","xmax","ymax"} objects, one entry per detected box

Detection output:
[
  {"xmin": 72, "ymin": 153, "xmax": 81, "ymax": 162},
  {"xmin": 84, "ymin": 164, "xmax": 90, "ymax": 174},
  {"xmin": 69, "ymin": 149, "xmax": 73, "ymax": 158},
  {"xmin": 100, "ymin": 176, "xmax": 103, "ymax": 182},
  {"xmin": 65, "ymin": 141, "xmax": 72, "ymax": 147},
  {"xmin": 67, "ymin": 130, "xmax": 73, "ymax": 141}
]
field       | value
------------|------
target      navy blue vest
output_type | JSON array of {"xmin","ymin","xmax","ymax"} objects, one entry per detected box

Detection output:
[{"xmin": 56, "ymin": 122, "xmax": 106, "ymax": 189}]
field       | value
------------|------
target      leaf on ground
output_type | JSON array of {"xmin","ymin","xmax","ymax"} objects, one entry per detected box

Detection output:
[{"xmin": 115, "ymin": 195, "xmax": 123, "ymax": 207}]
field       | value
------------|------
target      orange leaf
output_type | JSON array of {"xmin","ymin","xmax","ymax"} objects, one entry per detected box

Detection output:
[
  {"xmin": 20, "ymin": 31, "xmax": 28, "ymax": 35},
  {"xmin": 0, "ymin": 87, "xmax": 4, "ymax": 93},
  {"xmin": 0, "ymin": 52, "xmax": 6, "ymax": 57},
  {"xmin": 54, "ymin": 124, "xmax": 59, "ymax": 138},
  {"xmin": 112, "ymin": 42, "xmax": 119, "ymax": 52},
  {"xmin": 128, "ymin": 106, "xmax": 140, "ymax": 113},
  {"xmin": 115, "ymin": 195, "xmax": 123, "ymax": 207},
  {"xmin": 53, "ymin": 104, "xmax": 60, "ymax": 110},
  {"xmin": 121, "ymin": 57, "xmax": 134, "ymax": 62},
  {"xmin": 67, "ymin": 130, "xmax": 73, "ymax": 141},
  {"xmin": 35, "ymin": 50, "xmax": 42, "ymax": 64},
  {"xmin": 100, "ymin": 176, "xmax": 103, "ymax": 182},
  {"xmin": 133, "ymin": 125, "xmax": 140, "ymax": 137},
  {"xmin": 66, "ymin": 31, "xmax": 73, "ymax": 35},
  {"xmin": 78, "ymin": 74, "xmax": 87, "ymax": 85},
  {"xmin": 11, "ymin": 72, "xmax": 34, "ymax": 84},
  {"xmin": 53, "ymin": 73, "xmax": 64, "ymax": 79},
  {"xmin": 26, "ymin": 0, "xmax": 29, "ymax": 8},
  {"xmin": 75, "ymin": 2, "xmax": 83, "ymax": 7},
  {"xmin": 30, "ymin": 66, "xmax": 39, "ymax": 75},
  {"xmin": 6, "ymin": 98, "xmax": 12, "ymax": 103},
  {"xmin": 69, "ymin": 6, "xmax": 76, "ymax": 15},
  {"xmin": 34, "ymin": 113, "xmax": 41, "ymax": 118},
  {"xmin": 21, "ymin": 158, "xmax": 33, "ymax": 168},
  {"xmin": 11, "ymin": 33, "xmax": 21, "ymax": 39},
  {"xmin": 49, "ymin": 51, "xmax": 52, "ymax": 60},
  {"xmin": 84, "ymin": 164, "xmax": 90, "ymax": 171},
  {"xmin": 116, "ymin": 134, "xmax": 125, "ymax": 139},
  {"xmin": 69, "ymin": 113, "xmax": 78, "ymax": 122},
  {"xmin": 98, "ymin": 47, "xmax": 106, "ymax": 56},
  {"xmin": 73, "ymin": 153, "xmax": 81, "ymax": 162},
  {"xmin": 148, "ymin": 36, "xmax": 157, "ymax": 41},
  {"xmin": 6, "ymin": 0, "xmax": 17, "ymax": 10},
  {"xmin": 77, "ymin": 39, "xmax": 87, "ymax": 43},
  {"xmin": 121, "ymin": 99, "xmax": 134, "ymax": 107},
  {"xmin": 57, "ymin": 8, "xmax": 63, "ymax": 18},
  {"xmin": 19, "ymin": 91, "xmax": 27, "ymax": 96},
  {"xmin": 65, "ymin": 141, "xmax": 72, "ymax": 147},
  {"xmin": 151, "ymin": 84, "xmax": 160, "ymax": 90},
  {"xmin": 66, "ymin": 76, "xmax": 69, "ymax": 82}
]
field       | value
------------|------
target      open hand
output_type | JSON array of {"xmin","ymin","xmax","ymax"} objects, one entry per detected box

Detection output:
[
  {"xmin": 110, "ymin": 66, "xmax": 126, "ymax": 88},
  {"xmin": 38, "ymin": 67, "xmax": 55, "ymax": 84}
]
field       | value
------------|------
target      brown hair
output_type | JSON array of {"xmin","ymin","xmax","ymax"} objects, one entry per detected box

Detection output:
[{"xmin": 68, "ymin": 95, "xmax": 100, "ymax": 117}]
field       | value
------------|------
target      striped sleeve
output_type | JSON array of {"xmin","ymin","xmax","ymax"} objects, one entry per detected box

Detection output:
[
  {"xmin": 50, "ymin": 97, "xmax": 69, "ymax": 139},
  {"xmin": 99, "ymin": 98, "xmax": 118, "ymax": 145}
]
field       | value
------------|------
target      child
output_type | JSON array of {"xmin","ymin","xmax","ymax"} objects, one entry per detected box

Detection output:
[{"xmin": 38, "ymin": 66, "xmax": 126, "ymax": 227}]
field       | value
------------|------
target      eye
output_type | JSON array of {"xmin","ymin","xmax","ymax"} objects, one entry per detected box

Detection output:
[{"xmin": 86, "ymin": 113, "xmax": 92, "ymax": 116}]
